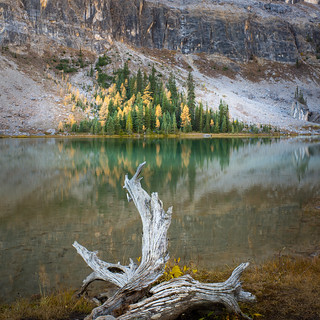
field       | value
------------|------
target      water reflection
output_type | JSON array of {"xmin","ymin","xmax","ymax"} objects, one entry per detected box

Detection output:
[{"xmin": 0, "ymin": 137, "xmax": 319, "ymax": 302}]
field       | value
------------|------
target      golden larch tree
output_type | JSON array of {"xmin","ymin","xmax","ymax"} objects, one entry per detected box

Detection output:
[{"xmin": 180, "ymin": 104, "xmax": 191, "ymax": 131}]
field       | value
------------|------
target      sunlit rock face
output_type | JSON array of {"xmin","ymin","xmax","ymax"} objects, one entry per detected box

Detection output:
[{"xmin": 1, "ymin": 0, "xmax": 320, "ymax": 62}]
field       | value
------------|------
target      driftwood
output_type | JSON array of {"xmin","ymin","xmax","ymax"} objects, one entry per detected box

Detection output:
[{"xmin": 73, "ymin": 162, "xmax": 256, "ymax": 320}]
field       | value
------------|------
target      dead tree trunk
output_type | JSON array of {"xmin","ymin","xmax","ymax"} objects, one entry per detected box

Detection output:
[{"xmin": 73, "ymin": 162, "xmax": 255, "ymax": 320}]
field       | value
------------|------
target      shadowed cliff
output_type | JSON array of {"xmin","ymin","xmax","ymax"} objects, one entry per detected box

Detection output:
[{"xmin": 1, "ymin": 0, "xmax": 320, "ymax": 62}]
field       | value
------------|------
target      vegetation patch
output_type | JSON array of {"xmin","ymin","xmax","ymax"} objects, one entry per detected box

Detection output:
[
  {"xmin": 0, "ymin": 289, "xmax": 95, "ymax": 320},
  {"xmin": 60, "ymin": 59, "xmax": 277, "ymax": 136},
  {"xmin": 1, "ymin": 256, "xmax": 319, "ymax": 320}
]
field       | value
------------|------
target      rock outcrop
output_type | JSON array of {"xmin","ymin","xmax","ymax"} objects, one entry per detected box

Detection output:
[
  {"xmin": 1, "ymin": 0, "xmax": 320, "ymax": 62},
  {"xmin": 291, "ymin": 100, "xmax": 310, "ymax": 121},
  {"xmin": 309, "ymin": 111, "xmax": 320, "ymax": 123},
  {"xmin": 291, "ymin": 100, "xmax": 320, "ymax": 123}
]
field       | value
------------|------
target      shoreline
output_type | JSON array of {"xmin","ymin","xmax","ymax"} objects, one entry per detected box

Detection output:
[
  {"xmin": 1, "ymin": 131, "xmax": 315, "ymax": 140},
  {"xmin": 0, "ymin": 254, "xmax": 319, "ymax": 320}
]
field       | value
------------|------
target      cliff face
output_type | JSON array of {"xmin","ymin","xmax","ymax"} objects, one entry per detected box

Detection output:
[{"xmin": 1, "ymin": 0, "xmax": 320, "ymax": 62}]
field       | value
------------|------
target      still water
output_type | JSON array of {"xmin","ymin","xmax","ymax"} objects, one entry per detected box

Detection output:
[{"xmin": 0, "ymin": 137, "xmax": 320, "ymax": 302}]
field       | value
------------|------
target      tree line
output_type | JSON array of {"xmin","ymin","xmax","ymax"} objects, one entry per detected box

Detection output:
[{"xmin": 65, "ymin": 60, "xmax": 271, "ymax": 135}]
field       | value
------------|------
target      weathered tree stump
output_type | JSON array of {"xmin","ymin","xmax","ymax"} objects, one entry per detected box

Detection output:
[{"xmin": 73, "ymin": 162, "xmax": 255, "ymax": 320}]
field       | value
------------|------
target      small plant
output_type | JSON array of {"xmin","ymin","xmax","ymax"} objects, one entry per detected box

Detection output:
[
  {"xmin": 159, "ymin": 257, "xmax": 198, "ymax": 282},
  {"xmin": 95, "ymin": 54, "xmax": 111, "ymax": 68}
]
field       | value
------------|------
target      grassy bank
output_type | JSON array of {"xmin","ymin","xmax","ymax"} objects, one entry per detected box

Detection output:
[
  {"xmin": 0, "ymin": 131, "xmax": 284, "ymax": 139},
  {"xmin": 1, "ymin": 255, "xmax": 319, "ymax": 320}
]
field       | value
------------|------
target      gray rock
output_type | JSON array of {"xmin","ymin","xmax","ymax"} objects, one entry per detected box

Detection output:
[
  {"xmin": 46, "ymin": 128, "xmax": 56, "ymax": 135},
  {"xmin": 291, "ymin": 100, "xmax": 310, "ymax": 121},
  {"xmin": 309, "ymin": 112, "xmax": 320, "ymax": 124},
  {"xmin": 1, "ymin": 0, "xmax": 320, "ymax": 63}
]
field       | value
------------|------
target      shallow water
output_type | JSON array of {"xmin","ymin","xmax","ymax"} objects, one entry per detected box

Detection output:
[{"xmin": 0, "ymin": 137, "xmax": 320, "ymax": 302}]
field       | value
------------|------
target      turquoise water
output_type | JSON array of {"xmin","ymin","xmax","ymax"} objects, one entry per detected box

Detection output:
[{"xmin": 0, "ymin": 137, "xmax": 319, "ymax": 302}]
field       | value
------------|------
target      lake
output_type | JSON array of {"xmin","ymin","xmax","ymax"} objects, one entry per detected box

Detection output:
[{"xmin": 0, "ymin": 137, "xmax": 320, "ymax": 302}]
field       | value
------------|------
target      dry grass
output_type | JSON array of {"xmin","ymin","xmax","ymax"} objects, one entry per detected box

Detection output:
[
  {"xmin": 244, "ymin": 255, "xmax": 320, "ymax": 320},
  {"xmin": 190, "ymin": 255, "xmax": 320, "ymax": 320},
  {"xmin": 1, "ymin": 256, "xmax": 319, "ymax": 319},
  {"xmin": 0, "ymin": 290, "xmax": 95, "ymax": 320}
]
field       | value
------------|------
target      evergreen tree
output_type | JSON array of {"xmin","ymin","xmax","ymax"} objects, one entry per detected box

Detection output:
[
  {"xmin": 143, "ymin": 71, "xmax": 148, "ymax": 89},
  {"xmin": 187, "ymin": 71, "xmax": 196, "ymax": 129},
  {"xmin": 172, "ymin": 113, "xmax": 177, "ymax": 133},
  {"xmin": 199, "ymin": 103, "xmax": 204, "ymax": 132},
  {"xmin": 162, "ymin": 113, "xmax": 168, "ymax": 134},
  {"xmin": 123, "ymin": 61, "xmax": 130, "ymax": 81},
  {"xmin": 204, "ymin": 108, "xmax": 210, "ymax": 133},
  {"xmin": 114, "ymin": 113, "xmax": 121, "ymax": 134},
  {"xmin": 194, "ymin": 106, "xmax": 200, "ymax": 132},
  {"xmin": 128, "ymin": 77, "xmax": 136, "ymax": 99},
  {"xmin": 221, "ymin": 115, "xmax": 227, "ymax": 133},
  {"xmin": 214, "ymin": 116, "xmax": 219, "ymax": 133},
  {"xmin": 126, "ymin": 111, "xmax": 133, "ymax": 134},
  {"xmin": 149, "ymin": 65, "xmax": 157, "ymax": 97},
  {"xmin": 106, "ymin": 115, "xmax": 115, "ymax": 135},
  {"xmin": 144, "ymin": 105, "xmax": 151, "ymax": 130},
  {"xmin": 168, "ymin": 72, "xmax": 178, "ymax": 107},
  {"xmin": 136, "ymin": 69, "xmax": 143, "ymax": 94},
  {"xmin": 136, "ymin": 104, "xmax": 144, "ymax": 134},
  {"xmin": 132, "ymin": 108, "xmax": 138, "ymax": 132}
]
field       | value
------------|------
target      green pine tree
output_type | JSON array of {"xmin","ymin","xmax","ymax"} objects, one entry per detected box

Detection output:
[
  {"xmin": 126, "ymin": 111, "xmax": 133, "ymax": 134},
  {"xmin": 187, "ymin": 71, "xmax": 196, "ymax": 128}
]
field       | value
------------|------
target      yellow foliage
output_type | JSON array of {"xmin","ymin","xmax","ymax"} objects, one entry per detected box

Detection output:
[
  {"xmin": 161, "ymin": 258, "xmax": 197, "ymax": 281},
  {"xmin": 67, "ymin": 114, "xmax": 76, "ymax": 127},
  {"xmin": 180, "ymin": 104, "xmax": 191, "ymax": 129},
  {"xmin": 165, "ymin": 88, "xmax": 172, "ymax": 102},
  {"xmin": 120, "ymin": 83, "xmax": 126, "ymax": 99},
  {"xmin": 155, "ymin": 104, "xmax": 162, "ymax": 118},
  {"xmin": 156, "ymin": 118, "xmax": 160, "ymax": 129},
  {"xmin": 127, "ymin": 94, "xmax": 135, "ymax": 107},
  {"xmin": 58, "ymin": 121, "xmax": 64, "ymax": 132},
  {"xmin": 142, "ymin": 83, "xmax": 153, "ymax": 105},
  {"xmin": 99, "ymin": 96, "xmax": 109, "ymax": 120},
  {"xmin": 171, "ymin": 265, "xmax": 183, "ymax": 278},
  {"xmin": 108, "ymin": 83, "xmax": 116, "ymax": 96},
  {"xmin": 117, "ymin": 109, "xmax": 124, "ymax": 119},
  {"xmin": 210, "ymin": 119, "xmax": 214, "ymax": 127},
  {"xmin": 114, "ymin": 92, "xmax": 123, "ymax": 106},
  {"xmin": 95, "ymin": 95, "xmax": 103, "ymax": 106}
]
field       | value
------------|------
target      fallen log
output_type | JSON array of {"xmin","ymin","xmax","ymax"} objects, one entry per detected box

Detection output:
[{"xmin": 73, "ymin": 162, "xmax": 255, "ymax": 320}]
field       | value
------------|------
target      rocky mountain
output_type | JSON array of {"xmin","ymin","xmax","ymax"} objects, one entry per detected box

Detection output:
[
  {"xmin": 1, "ymin": 0, "xmax": 320, "ymax": 135},
  {"xmin": 1, "ymin": 0, "xmax": 320, "ymax": 63}
]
